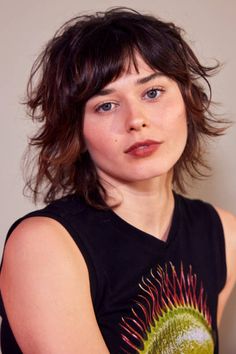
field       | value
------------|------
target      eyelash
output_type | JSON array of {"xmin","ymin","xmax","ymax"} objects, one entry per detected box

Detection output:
[
  {"xmin": 94, "ymin": 87, "xmax": 165, "ymax": 113},
  {"xmin": 143, "ymin": 87, "xmax": 164, "ymax": 100},
  {"xmin": 95, "ymin": 102, "xmax": 118, "ymax": 113}
]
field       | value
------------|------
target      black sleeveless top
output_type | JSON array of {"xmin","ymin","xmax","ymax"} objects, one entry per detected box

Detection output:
[{"xmin": 0, "ymin": 193, "xmax": 226, "ymax": 354}]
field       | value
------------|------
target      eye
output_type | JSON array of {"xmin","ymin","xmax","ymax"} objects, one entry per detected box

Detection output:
[
  {"xmin": 144, "ymin": 88, "xmax": 163, "ymax": 100},
  {"xmin": 95, "ymin": 102, "xmax": 118, "ymax": 113}
]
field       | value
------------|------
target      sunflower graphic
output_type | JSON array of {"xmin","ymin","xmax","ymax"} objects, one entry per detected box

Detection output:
[{"xmin": 120, "ymin": 263, "xmax": 214, "ymax": 354}]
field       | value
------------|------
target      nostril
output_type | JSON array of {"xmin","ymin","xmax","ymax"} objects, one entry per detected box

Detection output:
[
  {"xmin": 129, "ymin": 123, "xmax": 147, "ymax": 131},
  {"xmin": 128, "ymin": 119, "xmax": 147, "ymax": 131}
]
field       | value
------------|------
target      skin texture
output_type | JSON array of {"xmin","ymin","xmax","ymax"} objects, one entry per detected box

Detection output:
[
  {"xmin": 83, "ymin": 55, "xmax": 187, "ymax": 238},
  {"xmin": 216, "ymin": 208, "xmax": 236, "ymax": 324},
  {"xmin": 0, "ymin": 217, "xmax": 110, "ymax": 354},
  {"xmin": 1, "ymin": 55, "xmax": 236, "ymax": 353},
  {"xmin": 83, "ymin": 56, "xmax": 188, "ymax": 187}
]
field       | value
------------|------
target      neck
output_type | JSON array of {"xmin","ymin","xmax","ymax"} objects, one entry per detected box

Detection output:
[{"xmin": 103, "ymin": 173, "xmax": 175, "ymax": 240}]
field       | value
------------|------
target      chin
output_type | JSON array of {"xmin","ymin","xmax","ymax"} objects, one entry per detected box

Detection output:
[
  {"xmin": 130, "ymin": 164, "xmax": 174, "ymax": 180},
  {"xmin": 121, "ymin": 170, "xmax": 172, "ymax": 185}
]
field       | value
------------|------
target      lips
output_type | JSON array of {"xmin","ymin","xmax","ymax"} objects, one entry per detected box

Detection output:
[{"xmin": 124, "ymin": 140, "xmax": 161, "ymax": 157}]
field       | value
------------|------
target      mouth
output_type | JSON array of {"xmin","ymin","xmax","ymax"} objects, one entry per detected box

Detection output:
[{"xmin": 124, "ymin": 139, "xmax": 162, "ymax": 157}]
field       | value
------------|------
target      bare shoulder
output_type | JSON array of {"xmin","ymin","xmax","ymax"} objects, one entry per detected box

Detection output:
[
  {"xmin": 215, "ymin": 207, "xmax": 236, "ymax": 263},
  {"xmin": 1, "ymin": 217, "xmax": 90, "ymax": 293},
  {"xmin": 215, "ymin": 207, "xmax": 236, "ymax": 279},
  {"xmin": 0, "ymin": 216, "xmax": 109, "ymax": 354},
  {"xmin": 215, "ymin": 207, "xmax": 236, "ymax": 239},
  {"xmin": 214, "ymin": 207, "xmax": 236, "ymax": 323},
  {"xmin": 1, "ymin": 216, "xmax": 86, "ymax": 270}
]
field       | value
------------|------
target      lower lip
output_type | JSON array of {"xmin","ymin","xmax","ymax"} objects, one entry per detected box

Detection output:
[{"xmin": 126, "ymin": 143, "xmax": 160, "ymax": 157}]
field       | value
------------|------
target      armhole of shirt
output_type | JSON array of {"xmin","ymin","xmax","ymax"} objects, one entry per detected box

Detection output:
[
  {"xmin": 0, "ymin": 210, "xmax": 99, "ymax": 307},
  {"xmin": 208, "ymin": 204, "xmax": 227, "ymax": 293}
]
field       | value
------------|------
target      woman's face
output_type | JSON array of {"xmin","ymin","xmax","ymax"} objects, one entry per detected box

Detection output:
[{"xmin": 83, "ymin": 55, "xmax": 188, "ymax": 186}]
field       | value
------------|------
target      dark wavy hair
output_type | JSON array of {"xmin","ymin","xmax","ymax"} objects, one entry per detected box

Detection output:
[{"xmin": 24, "ymin": 7, "xmax": 226, "ymax": 208}]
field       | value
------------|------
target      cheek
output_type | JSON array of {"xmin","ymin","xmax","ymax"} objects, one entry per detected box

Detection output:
[
  {"xmin": 83, "ymin": 124, "xmax": 116, "ymax": 159},
  {"xmin": 164, "ymin": 102, "xmax": 187, "ymax": 135},
  {"xmin": 83, "ymin": 115, "xmax": 120, "ymax": 155},
  {"xmin": 165, "ymin": 105, "xmax": 188, "ymax": 154},
  {"xmin": 175, "ymin": 110, "xmax": 187, "ymax": 135},
  {"xmin": 83, "ymin": 121, "xmax": 102, "ymax": 150}
]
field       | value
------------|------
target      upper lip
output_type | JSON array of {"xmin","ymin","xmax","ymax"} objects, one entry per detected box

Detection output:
[{"xmin": 124, "ymin": 139, "xmax": 161, "ymax": 153}]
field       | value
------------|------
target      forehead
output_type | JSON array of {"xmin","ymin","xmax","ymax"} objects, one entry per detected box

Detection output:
[
  {"xmin": 120, "ymin": 53, "xmax": 157, "ymax": 77},
  {"xmin": 80, "ymin": 50, "xmax": 170, "ymax": 103},
  {"xmin": 101, "ymin": 54, "xmax": 163, "ymax": 89}
]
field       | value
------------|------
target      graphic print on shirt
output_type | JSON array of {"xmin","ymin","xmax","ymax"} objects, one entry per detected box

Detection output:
[{"xmin": 120, "ymin": 262, "xmax": 214, "ymax": 354}]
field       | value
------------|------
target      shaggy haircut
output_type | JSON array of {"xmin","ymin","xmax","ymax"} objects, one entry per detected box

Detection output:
[{"xmin": 25, "ymin": 7, "xmax": 225, "ymax": 208}]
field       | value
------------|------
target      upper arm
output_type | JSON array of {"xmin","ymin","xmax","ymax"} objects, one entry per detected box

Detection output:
[
  {"xmin": 0, "ymin": 217, "xmax": 109, "ymax": 354},
  {"xmin": 215, "ymin": 208, "xmax": 236, "ymax": 324}
]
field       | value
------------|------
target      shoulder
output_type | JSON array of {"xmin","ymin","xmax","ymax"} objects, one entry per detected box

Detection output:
[
  {"xmin": 215, "ymin": 207, "xmax": 236, "ymax": 237},
  {"xmin": 214, "ymin": 207, "xmax": 236, "ymax": 322},
  {"xmin": 1, "ymin": 215, "xmax": 90, "ymax": 290},
  {"xmin": 1, "ymin": 200, "xmax": 93, "ymax": 281},
  {"xmin": 215, "ymin": 207, "xmax": 236, "ymax": 281},
  {"xmin": 176, "ymin": 193, "xmax": 223, "ymax": 224},
  {"xmin": 3, "ymin": 215, "xmax": 81, "ymax": 258},
  {"xmin": 0, "ymin": 193, "xmax": 96, "ymax": 307},
  {"xmin": 42, "ymin": 193, "xmax": 87, "ymax": 217},
  {"xmin": 0, "ymin": 216, "xmax": 108, "ymax": 353},
  {"xmin": 2, "ymin": 194, "xmax": 88, "ymax": 258}
]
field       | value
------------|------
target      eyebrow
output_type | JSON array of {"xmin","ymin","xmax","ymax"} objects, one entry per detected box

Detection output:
[
  {"xmin": 94, "ymin": 72, "xmax": 165, "ymax": 97},
  {"xmin": 136, "ymin": 72, "xmax": 164, "ymax": 84}
]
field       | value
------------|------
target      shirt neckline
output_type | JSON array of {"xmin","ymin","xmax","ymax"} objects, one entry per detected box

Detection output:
[{"xmin": 105, "ymin": 191, "xmax": 180, "ymax": 249}]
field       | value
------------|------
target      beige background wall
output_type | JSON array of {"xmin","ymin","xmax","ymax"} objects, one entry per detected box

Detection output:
[{"xmin": 0, "ymin": 0, "xmax": 235, "ymax": 352}]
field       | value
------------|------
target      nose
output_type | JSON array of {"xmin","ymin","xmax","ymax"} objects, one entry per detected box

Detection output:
[
  {"xmin": 125, "ymin": 105, "xmax": 148, "ymax": 132},
  {"xmin": 128, "ymin": 120, "xmax": 147, "ymax": 131}
]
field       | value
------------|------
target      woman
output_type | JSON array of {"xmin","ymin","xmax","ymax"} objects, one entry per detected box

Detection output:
[{"xmin": 0, "ymin": 7, "xmax": 235, "ymax": 354}]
